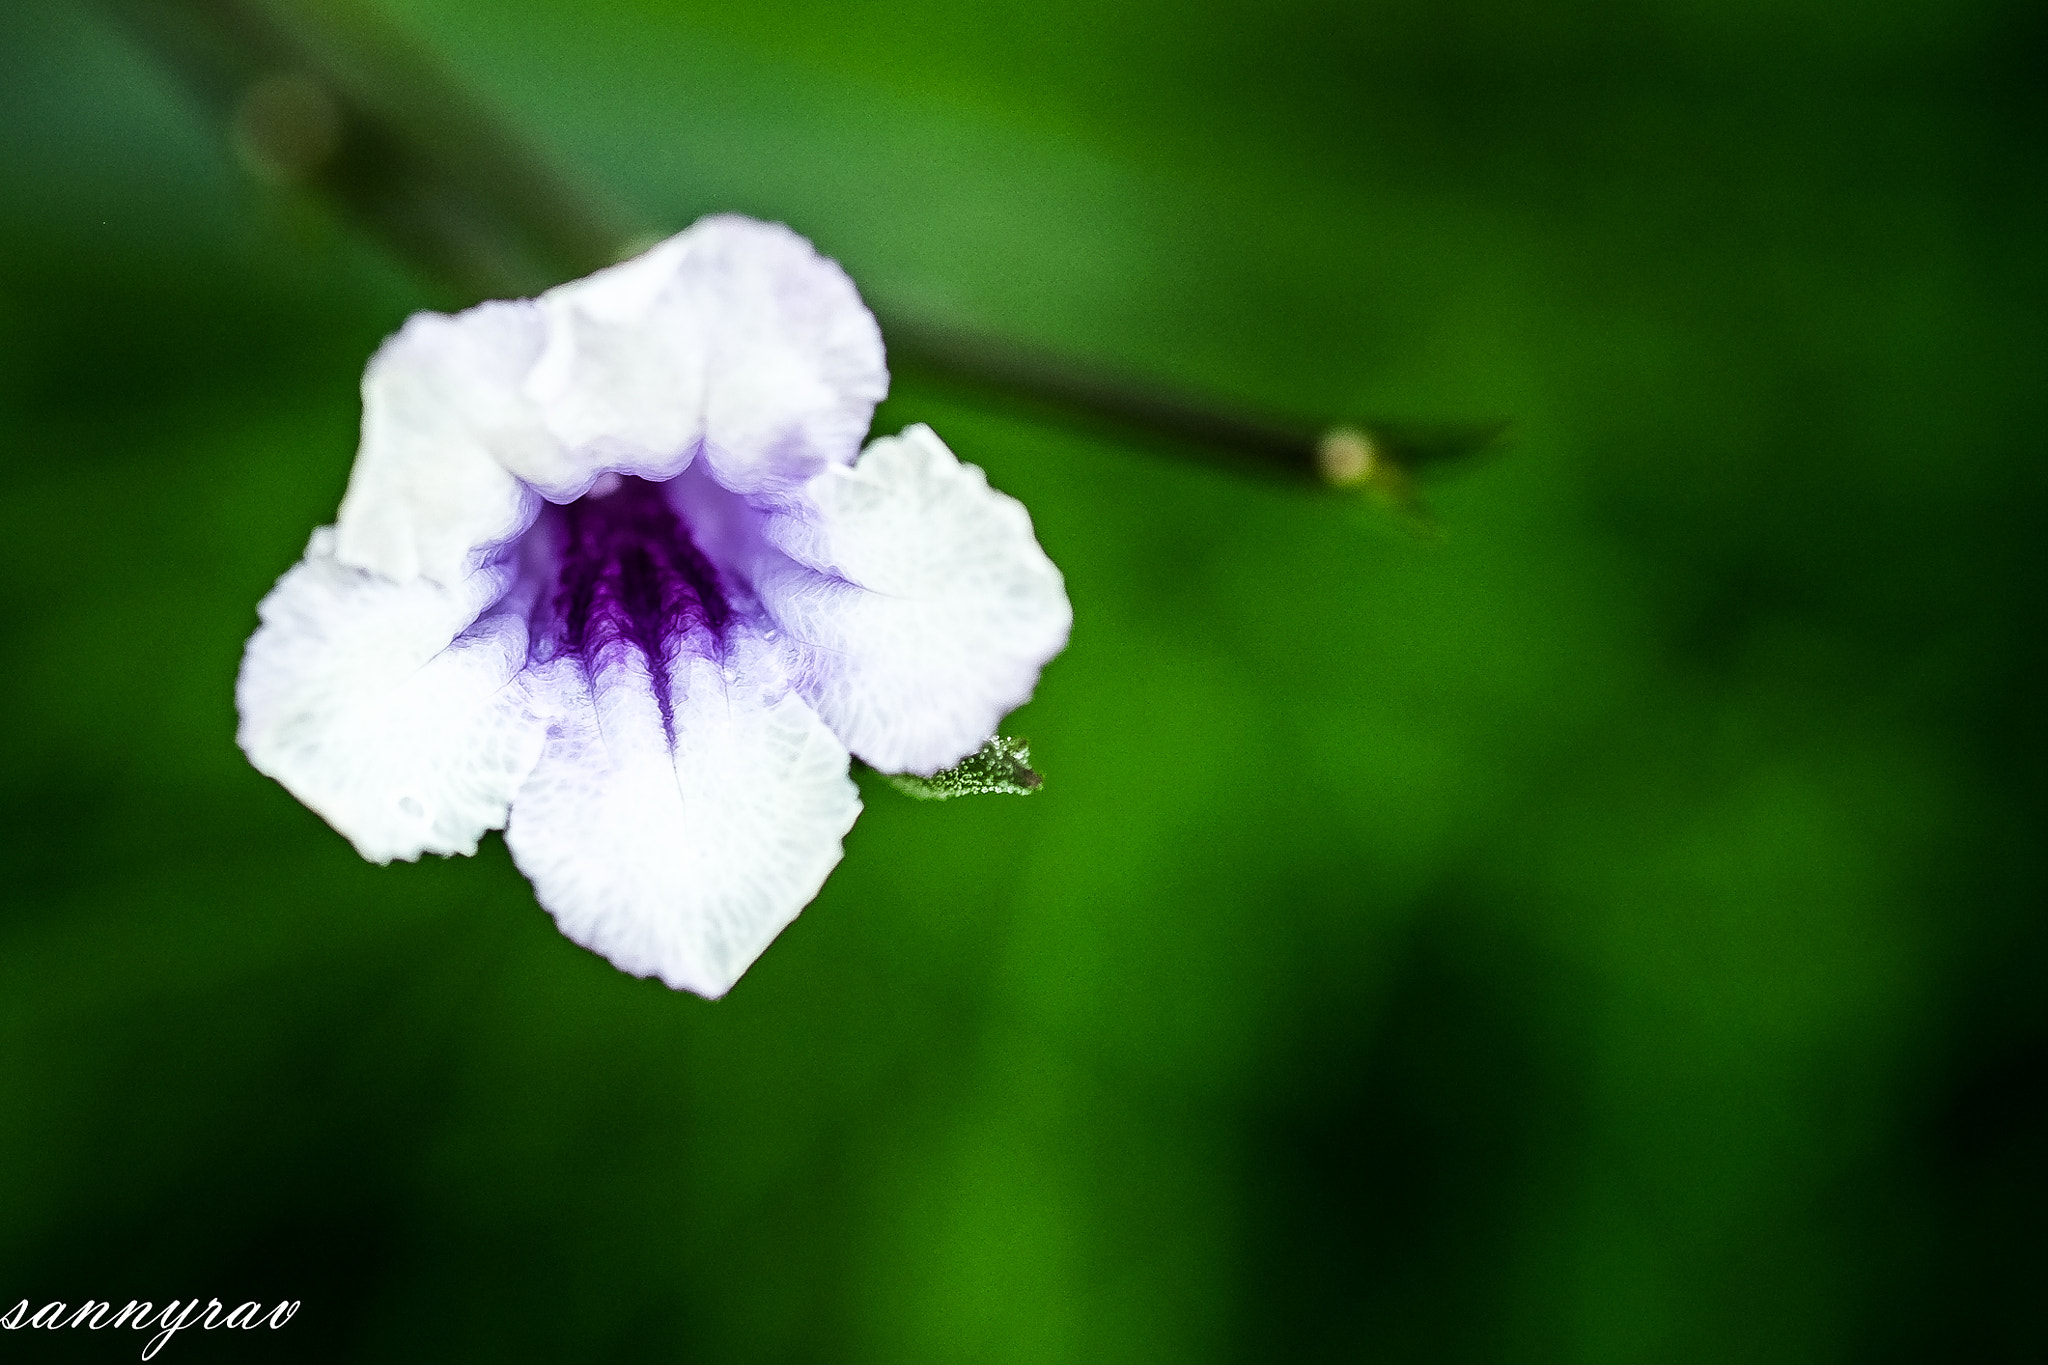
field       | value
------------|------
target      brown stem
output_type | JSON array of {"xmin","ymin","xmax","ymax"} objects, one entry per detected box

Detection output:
[
  {"xmin": 97, "ymin": 0, "xmax": 1505, "ymax": 488},
  {"xmin": 98, "ymin": 0, "xmax": 628, "ymax": 298}
]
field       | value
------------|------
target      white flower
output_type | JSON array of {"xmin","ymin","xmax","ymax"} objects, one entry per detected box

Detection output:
[{"xmin": 237, "ymin": 215, "xmax": 1072, "ymax": 997}]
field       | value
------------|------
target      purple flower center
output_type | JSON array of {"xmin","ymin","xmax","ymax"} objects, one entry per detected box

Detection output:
[{"xmin": 550, "ymin": 475, "xmax": 733, "ymax": 738}]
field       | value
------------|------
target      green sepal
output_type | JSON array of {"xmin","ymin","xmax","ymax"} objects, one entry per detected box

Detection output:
[{"xmin": 885, "ymin": 736, "xmax": 1043, "ymax": 801}]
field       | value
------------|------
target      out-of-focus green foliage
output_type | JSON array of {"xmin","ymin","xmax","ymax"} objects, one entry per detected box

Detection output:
[{"xmin": 1, "ymin": 0, "xmax": 2041, "ymax": 1360}]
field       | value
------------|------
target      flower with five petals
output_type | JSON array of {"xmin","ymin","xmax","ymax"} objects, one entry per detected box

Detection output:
[{"xmin": 237, "ymin": 215, "xmax": 1072, "ymax": 997}]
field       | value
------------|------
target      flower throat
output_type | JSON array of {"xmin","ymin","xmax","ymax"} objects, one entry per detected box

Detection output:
[{"xmin": 551, "ymin": 476, "xmax": 733, "ymax": 736}]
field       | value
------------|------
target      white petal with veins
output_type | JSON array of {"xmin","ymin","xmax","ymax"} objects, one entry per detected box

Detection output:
[
  {"xmin": 237, "ymin": 529, "xmax": 546, "ymax": 862},
  {"xmin": 505, "ymin": 636, "xmax": 861, "ymax": 998},
  {"xmin": 334, "ymin": 301, "xmax": 552, "ymax": 585},
  {"xmin": 522, "ymin": 216, "xmax": 887, "ymax": 501},
  {"xmin": 759, "ymin": 425, "xmax": 1072, "ymax": 775}
]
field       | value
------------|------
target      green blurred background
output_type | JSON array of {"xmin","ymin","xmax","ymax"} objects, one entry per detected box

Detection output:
[{"xmin": 2, "ymin": 0, "xmax": 2043, "ymax": 1359}]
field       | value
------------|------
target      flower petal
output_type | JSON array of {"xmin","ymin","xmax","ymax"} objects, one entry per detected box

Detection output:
[
  {"xmin": 520, "ymin": 215, "xmax": 887, "ymax": 502},
  {"xmin": 237, "ymin": 529, "xmax": 546, "ymax": 862},
  {"xmin": 504, "ymin": 635, "xmax": 861, "ymax": 998},
  {"xmin": 758, "ymin": 425, "xmax": 1072, "ymax": 774},
  {"xmin": 334, "ymin": 301, "xmax": 554, "ymax": 585}
]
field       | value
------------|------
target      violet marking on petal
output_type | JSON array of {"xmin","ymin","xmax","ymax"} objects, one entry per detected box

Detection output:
[{"xmin": 548, "ymin": 476, "xmax": 734, "ymax": 742}]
